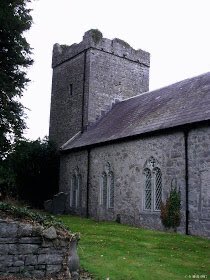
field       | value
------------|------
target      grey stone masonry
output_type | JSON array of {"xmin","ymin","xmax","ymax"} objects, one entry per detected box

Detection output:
[
  {"xmin": 0, "ymin": 218, "xmax": 79, "ymax": 278},
  {"xmin": 87, "ymin": 131, "xmax": 186, "ymax": 232},
  {"xmin": 188, "ymin": 126, "xmax": 210, "ymax": 238},
  {"xmin": 52, "ymin": 29, "xmax": 150, "ymax": 68},
  {"xmin": 49, "ymin": 29, "xmax": 150, "ymax": 148},
  {"xmin": 61, "ymin": 131, "xmax": 186, "ymax": 233}
]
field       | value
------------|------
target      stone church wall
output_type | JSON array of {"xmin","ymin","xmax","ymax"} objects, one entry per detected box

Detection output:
[
  {"xmin": 49, "ymin": 52, "xmax": 86, "ymax": 148},
  {"xmin": 188, "ymin": 126, "xmax": 210, "ymax": 238},
  {"xmin": 87, "ymin": 49, "xmax": 149, "ymax": 125},
  {"xmin": 88, "ymin": 131, "xmax": 186, "ymax": 233},
  {"xmin": 59, "ymin": 150, "xmax": 88, "ymax": 217},
  {"xmin": 59, "ymin": 126, "xmax": 210, "ymax": 238}
]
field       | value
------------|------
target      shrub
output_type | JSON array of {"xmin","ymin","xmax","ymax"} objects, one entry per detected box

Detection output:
[
  {"xmin": 0, "ymin": 137, "xmax": 59, "ymax": 207},
  {"xmin": 160, "ymin": 186, "xmax": 181, "ymax": 232}
]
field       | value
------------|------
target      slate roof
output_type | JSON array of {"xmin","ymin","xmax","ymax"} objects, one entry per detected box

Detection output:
[{"xmin": 61, "ymin": 72, "xmax": 210, "ymax": 151}]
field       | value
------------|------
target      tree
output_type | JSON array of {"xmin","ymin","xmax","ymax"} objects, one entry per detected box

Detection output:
[
  {"xmin": 160, "ymin": 186, "xmax": 181, "ymax": 232},
  {"xmin": 0, "ymin": 138, "xmax": 59, "ymax": 207},
  {"xmin": 0, "ymin": 0, "xmax": 33, "ymax": 159}
]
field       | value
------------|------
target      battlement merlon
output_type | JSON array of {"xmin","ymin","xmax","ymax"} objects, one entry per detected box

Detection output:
[{"xmin": 52, "ymin": 29, "xmax": 150, "ymax": 68}]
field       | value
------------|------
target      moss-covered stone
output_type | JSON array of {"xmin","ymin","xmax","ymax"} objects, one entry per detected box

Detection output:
[{"xmin": 89, "ymin": 29, "xmax": 103, "ymax": 44}]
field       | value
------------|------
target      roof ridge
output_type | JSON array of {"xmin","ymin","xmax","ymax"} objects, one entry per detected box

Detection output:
[{"xmin": 120, "ymin": 71, "xmax": 210, "ymax": 104}]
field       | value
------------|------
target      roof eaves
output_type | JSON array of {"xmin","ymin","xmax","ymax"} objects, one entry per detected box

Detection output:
[{"xmin": 62, "ymin": 119, "xmax": 210, "ymax": 153}]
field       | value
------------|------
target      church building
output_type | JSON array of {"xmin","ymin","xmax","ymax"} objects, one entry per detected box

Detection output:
[{"xmin": 49, "ymin": 30, "xmax": 210, "ymax": 238}]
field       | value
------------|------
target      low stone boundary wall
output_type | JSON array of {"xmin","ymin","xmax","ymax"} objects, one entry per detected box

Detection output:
[{"xmin": 0, "ymin": 218, "xmax": 79, "ymax": 279}]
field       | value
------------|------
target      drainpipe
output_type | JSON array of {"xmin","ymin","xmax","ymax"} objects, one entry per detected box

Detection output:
[
  {"xmin": 86, "ymin": 149, "xmax": 90, "ymax": 218},
  {"xmin": 184, "ymin": 129, "xmax": 189, "ymax": 235},
  {"xmin": 81, "ymin": 50, "xmax": 87, "ymax": 133}
]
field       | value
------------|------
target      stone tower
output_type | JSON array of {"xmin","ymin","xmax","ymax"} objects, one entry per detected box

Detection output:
[{"xmin": 49, "ymin": 29, "xmax": 150, "ymax": 148}]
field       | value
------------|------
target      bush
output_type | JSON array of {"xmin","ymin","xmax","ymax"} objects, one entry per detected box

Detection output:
[
  {"xmin": 160, "ymin": 186, "xmax": 181, "ymax": 232},
  {"xmin": 0, "ymin": 137, "xmax": 59, "ymax": 207}
]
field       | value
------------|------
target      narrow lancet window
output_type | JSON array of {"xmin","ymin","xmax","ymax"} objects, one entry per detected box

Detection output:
[
  {"xmin": 100, "ymin": 162, "xmax": 114, "ymax": 209},
  {"xmin": 144, "ymin": 168, "xmax": 152, "ymax": 210},
  {"xmin": 69, "ymin": 83, "xmax": 73, "ymax": 95},
  {"xmin": 71, "ymin": 174, "xmax": 77, "ymax": 208},
  {"xmin": 70, "ymin": 168, "xmax": 81, "ymax": 209},
  {"xmin": 154, "ymin": 168, "xmax": 162, "ymax": 210},
  {"xmin": 108, "ymin": 171, "xmax": 114, "ymax": 208},
  {"xmin": 99, "ymin": 173, "xmax": 106, "ymax": 205},
  {"xmin": 143, "ymin": 157, "xmax": 163, "ymax": 212},
  {"xmin": 103, "ymin": 172, "xmax": 107, "ymax": 208}
]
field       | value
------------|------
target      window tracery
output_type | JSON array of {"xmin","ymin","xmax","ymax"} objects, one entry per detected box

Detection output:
[{"xmin": 143, "ymin": 157, "xmax": 162, "ymax": 211}]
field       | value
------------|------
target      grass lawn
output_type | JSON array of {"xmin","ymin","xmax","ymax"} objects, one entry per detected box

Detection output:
[{"xmin": 60, "ymin": 215, "xmax": 210, "ymax": 280}]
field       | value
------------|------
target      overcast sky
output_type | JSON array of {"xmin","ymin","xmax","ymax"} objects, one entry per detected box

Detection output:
[{"xmin": 23, "ymin": 0, "xmax": 210, "ymax": 140}]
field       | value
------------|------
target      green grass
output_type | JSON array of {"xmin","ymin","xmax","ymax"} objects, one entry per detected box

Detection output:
[{"xmin": 60, "ymin": 215, "xmax": 210, "ymax": 280}]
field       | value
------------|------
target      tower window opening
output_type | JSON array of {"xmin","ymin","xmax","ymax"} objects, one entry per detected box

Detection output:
[{"xmin": 69, "ymin": 83, "xmax": 73, "ymax": 95}]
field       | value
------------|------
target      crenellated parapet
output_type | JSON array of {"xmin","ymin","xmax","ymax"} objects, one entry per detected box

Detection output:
[{"xmin": 52, "ymin": 29, "xmax": 150, "ymax": 68}]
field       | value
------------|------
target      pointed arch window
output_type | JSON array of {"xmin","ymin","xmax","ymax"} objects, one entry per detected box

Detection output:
[
  {"xmin": 108, "ymin": 171, "xmax": 114, "ymax": 208},
  {"xmin": 70, "ymin": 168, "xmax": 81, "ymax": 209},
  {"xmin": 143, "ymin": 157, "xmax": 162, "ymax": 211},
  {"xmin": 100, "ymin": 172, "xmax": 107, "ymax": 207},
  {"xmin": 144, "ymin": 168, "xmax": 152, "ymax": 210},
  {"xmin": 154, "ymin": 168, "xmax": 162, "ymax": 211},
  {"xmin": 70, "ymin": 174, "xmax": 76, "ymax": 208},
  {"xmin": 76, "ymin": 174, "xmax": 81, "ymax": 208},
  {"xmin": 100, "ymin": 163, "xmax": 114, "ymax": 209}
]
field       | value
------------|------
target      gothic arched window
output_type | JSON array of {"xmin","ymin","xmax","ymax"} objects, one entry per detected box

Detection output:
[
  {"xmin": 144, "ymin": 168, "xmax": 152, "ymax": 210},
  {"xmin": 76, "ymin": 174, "xmax": 82, "ymax": 208},
  {"xmin": 108, "ymin": 171, "xmax": 114, "ymax": 208},
  {"xmin": 100, "ymin": 172, "xmax": 107, "ymax": 206},
  {"xmin": 143, "ymin": 157, "xmax": 163, "ymax": 212},
  {"xmin": 154, "ymin": 168, "xmax": 162, "ymax": 211},
  {"xmin": 100, "ymin": 163, "xmax": 114, "ymax": 209},
  {"xmin": 70, "ymin": 168, "xmax": 81, "ymax": 209}
]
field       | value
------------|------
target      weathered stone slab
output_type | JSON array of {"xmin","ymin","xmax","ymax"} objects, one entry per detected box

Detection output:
[
  {"xmin": 52, "ymin": 192, "xmax": 67, "ymax": 214},
  {"xmin": 46, "ymin": 264, "xmax": 62, "ymax": 274},
  {"xmin": 0, "ymin": 244, "xmax": 18, "ymax": 254},
  {"xmin": 13, "ymin": 260, "xmax": 24, "ymax": 267},
  {"xmin": 44, "ymin": 199, "xmax": 52, "ymax": 213},
  {"xmin": 18, "ymin": 244, "xmax": 39, "ymax": 254},
  {"xmin": 19, "ymin": 237, "xmax": 41, "ymax": 244},
  {"xmin": 32, "ymin": 225, "xmax": 44, "ymax": 236},
  {"xmin": 37, "ymin": 254, "xmax": 63, "ymax": 265},
  {"xmin": 0, "ymin": 221, "xmax": 18, "ymax": 237},
  {"xmin": 42, "ymin": 226, "xmax": 57, "ymax": 240},
  {"xmin": 25, "ymin": 255, "xmax": 38, "ymax": 266},
  {"xmin": 18, "ymin": 223, "xmax": 33, "ymax": 237}
]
